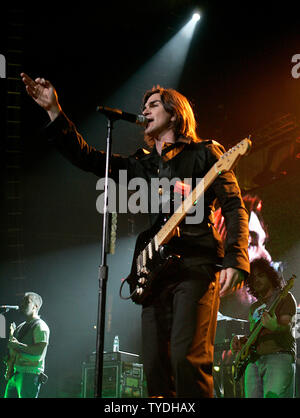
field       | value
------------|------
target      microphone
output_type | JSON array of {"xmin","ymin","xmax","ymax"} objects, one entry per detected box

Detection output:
[
  {"xmin": 0, "ymin": 305, "xmax": 19, "ymax": 310},
  {"xmin": 96, "ymin": 105, "xmax": 148, "ymax": 127}
]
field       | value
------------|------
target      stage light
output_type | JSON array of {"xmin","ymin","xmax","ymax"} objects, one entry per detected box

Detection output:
[
  {"xmin": 80, "ymin": 10, "xmax": 203, "ymax": 154},
  {"xmin": 192, "ymin": 12, "xmax": 201, "ymax": 22}
]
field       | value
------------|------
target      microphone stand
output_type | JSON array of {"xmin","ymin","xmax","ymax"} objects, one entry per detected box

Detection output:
[{"xmin": 94, "ymin": 116, "xmax": 114, "ymax": 398}]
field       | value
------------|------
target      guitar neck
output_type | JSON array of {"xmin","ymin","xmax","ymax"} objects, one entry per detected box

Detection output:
[
  {"xmin": 268, "ymin": 289, "xmax": 286, "ymax": 316},
  {"xmin": 151, "ymin": 136, "xmax": 252, "ymax": 251},
  {"xmin": 155, "ymin": 163, "xmax": 219, "ymax": 247},
  {"xmin": 246, "ymin": 321, "xmax": 263, "ymax": 347}
]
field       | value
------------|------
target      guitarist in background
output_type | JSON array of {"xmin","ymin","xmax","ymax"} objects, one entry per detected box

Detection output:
[
  {"xmin": 20, "ymin": 73, "xmax": 250, "ymax": 398},
  {"xmin": 4, "ymin": 292, "xmax": 50, "ymax": 398},
  {"xmin": 231, "ymin": 258, "xmax": 297, "ymax": 398}
]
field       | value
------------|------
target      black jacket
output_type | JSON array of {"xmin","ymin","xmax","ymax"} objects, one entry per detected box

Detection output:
[{"xmin": 44, "ymin": 112, "xmax": 250, "ymax": 274}]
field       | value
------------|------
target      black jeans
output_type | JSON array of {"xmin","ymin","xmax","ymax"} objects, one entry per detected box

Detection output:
[
  {"xmin": 141, "ymin": 264, "xmax": 220, "ymax": 398},
  {"xmin": 4, "ymin": 372, "xmax": 41, "ymax": 398}
]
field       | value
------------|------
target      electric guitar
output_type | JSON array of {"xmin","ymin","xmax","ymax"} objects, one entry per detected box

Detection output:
[
  {"xmin": 232, "ymin": 274, "xmax": 296, "ymax": 382},
  {"xmin": 124, "ymin": 137, "xmax": 252, "ymax": 305},
  {"xmin": 4, "ymin": 322, "xmax": 17, "ymax": 381}
]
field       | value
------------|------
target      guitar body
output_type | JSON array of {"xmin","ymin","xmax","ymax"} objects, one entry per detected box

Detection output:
[
  {"xmin": 127, "ymin": 222, "xmax": 181, "ymax": 305},
  {"xmin": 4, "ymin": 322, "xmax": 17, "ymax": 381},
  {"xmin": 4, "ymin": 351, "xmax": 17, "ymax": 381},
  {"xmin": 123, "ymin": 138, "xmax": 252, "ymax": 305},
  {"xmin": 233, "ymin": 345, "xmax": 258, "ymax": 382}
]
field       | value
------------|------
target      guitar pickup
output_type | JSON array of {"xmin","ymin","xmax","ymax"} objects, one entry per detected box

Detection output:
[
  {"xmin": 141, "ymin": 267, "xmax": 150, "ymax": 275},
  {"xmin": 159, "ymin": 245, "xmax": 181, "ymax": 260},
  {"xmin": 136, "ymin": 287, "xmax": 144, "ymax": 296}
]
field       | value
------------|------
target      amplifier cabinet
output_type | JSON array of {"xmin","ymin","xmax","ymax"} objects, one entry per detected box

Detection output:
[
  {"xmin": 81, "ymin": 359, "xmax": 144, "ymax": 398},
  {"xmin": 215, "ymin": 318, "xmax": 250, "ymax": 351}
]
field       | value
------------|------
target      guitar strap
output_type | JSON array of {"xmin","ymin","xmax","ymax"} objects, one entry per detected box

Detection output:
[{"xmin": 14, "ymin": 319, "xmax": 41, "ymax": 343}]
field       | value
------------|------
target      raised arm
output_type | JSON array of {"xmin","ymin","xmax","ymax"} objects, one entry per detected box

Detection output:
[
  {"xmin": 20, "ymin": 73, "xmax": 139, "ymax": 181},
  {"xmin": 20, "ymin": 72, "xmax": 61, "ymax": 121}
]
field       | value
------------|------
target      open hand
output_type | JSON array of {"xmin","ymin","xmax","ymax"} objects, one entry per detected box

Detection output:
[
  {"xmin": 219, "ymin": 267, "xmax": 245, "ymax": 297},
  {"xmin": 20, "ymin": 72, "xmax": 61, "ymax": 120}
]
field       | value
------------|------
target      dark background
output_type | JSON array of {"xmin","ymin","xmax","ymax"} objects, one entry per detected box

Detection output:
[{"xmin": 1, "ymin": 1, "xmax": 300, "ymax": 397}]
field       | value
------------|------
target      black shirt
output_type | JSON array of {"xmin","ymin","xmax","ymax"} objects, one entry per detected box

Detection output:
[{"xmin": 44, "ymin": 112, "xmax": 250, "ymax": 274}]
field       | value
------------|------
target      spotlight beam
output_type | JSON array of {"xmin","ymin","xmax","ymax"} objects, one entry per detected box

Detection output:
[{"xmin": 80, "ymin": 12, "xmax": 202, "ymax": 152}]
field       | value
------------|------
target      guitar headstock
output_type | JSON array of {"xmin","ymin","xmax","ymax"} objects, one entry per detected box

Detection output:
[
  {"xmin": 215, "ymin": 138, "xmax": 252, "ymax": 173},
  {"xmin": 282, "ymin": 274, "xmax": 296, "ymax": 296}
]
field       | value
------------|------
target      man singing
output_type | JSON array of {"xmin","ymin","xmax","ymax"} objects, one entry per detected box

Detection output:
[
  {"xmin": 4, "ymin": 292, "xmax": 50, "ymax": 398},
  {"xmin": 20, "ymin": 73, "xmax": 249, "ymax": 397}
]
